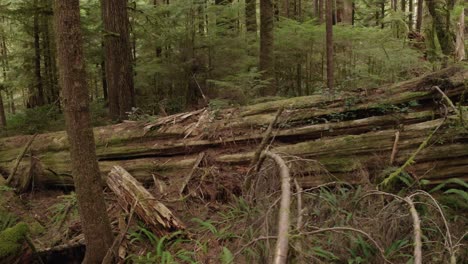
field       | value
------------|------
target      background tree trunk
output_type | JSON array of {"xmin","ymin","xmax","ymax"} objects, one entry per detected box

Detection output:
[
  {"xmin": 102, "ymin": 0, "xmax": 135, "ymax": 120},
  {"xmin": 246, "ymin": 0, "xmax": 257, "ymax": 33},
  {"xmin": 0, "ymin": 91, "xmax": 6, "ymax": 128},
  {"xmin": 31, "ymin": 0, "xmax": 45, "ymax": 108},
  {"xmin": 53, "ymin": 0, "xmax": 114, "ymax": 263},
  {"xmin": 416, "ymin": 0, "xmax": 422, "ymax": 32},
  {"xmin": 260, "ymin": 0, "xmax": 275, "ymax": 95},
  {"xmin": 326, "ymin": 0, "xmax": 334, "ymax": 91}
]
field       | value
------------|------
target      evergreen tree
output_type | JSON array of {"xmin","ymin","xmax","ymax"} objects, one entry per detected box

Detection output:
[{"xmin": 54, "ymin": 0, "xmax": 114, "ymax": 262}]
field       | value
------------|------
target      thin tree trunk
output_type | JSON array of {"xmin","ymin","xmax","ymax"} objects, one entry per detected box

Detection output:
[
  {"xmin": 32, "ymin": 0, "xmax": 44, "ymax": 107},
  {"xmin": 326, "ymin": 0, "xmax": 334, "ymax": 92},
  {"xmin": 416, "ymin": 0, "xmax": 423, "ymax": 32},
  {"xmin": 102, "ymin": 0, "xmax": 136, "ymax": 120},
  {"xmin": 0, "ymin": 90, "xmax": 6, "ymax": 128},
  {"xmin": 408, "ymin": 0, "xmax": 413, "ymax": 30},
  {"xmin": 53, "ymin": 1, "xmax": 114, "ymax": 263},
  {"xmin": 260, "ymin": 0, "xmax": 276, "ymax": 95},
  {"xmin": 245, "ymin": 0, "xmax": 257, "ymax": 33}
]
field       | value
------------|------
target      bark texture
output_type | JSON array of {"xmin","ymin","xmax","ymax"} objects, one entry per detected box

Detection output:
[
  {"xmin": 245, "ymin": 0, "xmax": 257, "ymax": 33},
  {"xmin": 102, "ymin": 0, "xmax": 135, "ymax": 120},
  {"xmin": 53, "ymin": 1, "xmax": 113, "ymax": 263},
  {"xmin": 260, "ymin": 0, "xmax": 275, "ymax": 95},
  {"xmin": 326, "ymin": 0, "xmax": 334, "ymax": 91}
]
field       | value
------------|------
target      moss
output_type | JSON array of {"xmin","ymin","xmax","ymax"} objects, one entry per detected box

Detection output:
[
  {"xmin": 0, "ymin": 222, "xmax": 29, "ymax": 258},
  {"xmin": 27, "ymin": 221, "xmax": 45, "ymax": 236}
]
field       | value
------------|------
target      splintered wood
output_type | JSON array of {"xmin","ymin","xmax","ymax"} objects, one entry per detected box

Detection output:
[{"xmin": 106, "ymin": 166, "xmax": 185, "ymax": 236}]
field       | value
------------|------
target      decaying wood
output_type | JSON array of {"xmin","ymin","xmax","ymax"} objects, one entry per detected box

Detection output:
[
  {"xmin": 179, "ymin": 152, "xmax": 205, "ymax": 197},
  {"xmin": 0, "ymin": 67, "xmax": 467, "ymax": 189},
  {"xmin": 106, "ymin": 166, "xmax": 185, "ymax": 236}
]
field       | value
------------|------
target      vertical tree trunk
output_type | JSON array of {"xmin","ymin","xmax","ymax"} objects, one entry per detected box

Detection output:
[
  {"xmin": 32, "ymin": 0, "xmax": 44, "ymax": 108},
  {"xmin": 401, "ymin": 0, "xmax": 406, "ymax": 13},
  {"xmin": 245, "ymin": 0, "xmax": 257, "ymax": 33},
  {"xmin": 326, "ymin": 0, "xmax": 334, "ymax": 92},
  {"xmin": 416, "ymin": 0, "xmax": 423, "ymax": 32},
  {"xmin": 260, "ymin": 0, "xmax": 275, "ymax": 96},
  {"xmin": 455, "ymin": 8, "xmax": 465, "ymax": 61},
  {"xmin": 408, "ymin": 0, "xmax": 413, "ymax": 30},
  {"xmin": 0, "ymin": 90, "xmax": 6, "ymax": 128},
  {"xmin": 425, "ymin": 0, "xmax": 455, "ymax": 63},
  {"xmin": 53, "ymin": 1, "xmax": 114, "ymax": 263},
  {"xmin": 102, "ymin": 0, "xmax": 135, "ymax": 120},
  {"xmin": 381, "ymin": 0, "xmax": 385, "ymax": 28},
  {"xmin": 318, "ymin": 0, "xmax": 324, "ymax": 23}
]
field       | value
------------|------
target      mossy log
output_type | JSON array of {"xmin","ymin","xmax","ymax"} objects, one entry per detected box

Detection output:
[{"xmin": 0, "ymin": 67, "xmax": 467, "ymax": 189}]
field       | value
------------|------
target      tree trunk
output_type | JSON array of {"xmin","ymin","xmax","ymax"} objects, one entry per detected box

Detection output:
[
  {"xmin": 53, "ymin": 1, "xmax": 114, "ymax": 263},
  {"xmin": 245, "ymin": 0, "xmax": 257, "ymax": 33},
  {"xmin": 0, "ymin": 90, "xmax": 6, "ymax": 128},
  {"xmin": 454, "ymin": 8, "xmax": 465, "ymax": 61},
  {"xmin": 416, "ymin": 0, "xmax": 423, "ymax": 32},
  {"xmin": 326, "ymin": 0, "xmax": 334, "ymax": 91},
  {"xmin": 102, "ymin": 0, "xmax": 136, "ymax": 120},
  {"xmin": 408, "ymin": 0, "xmax": 413, "ymax": 30},
  {"xmin": 425, "ymin": 0, "xmax": 455, "ymax": 62},
  {"xmin": 31, "ymin": 0, "xmax": 44, "ymax": 108},
  {"xmin": 260, "ymin": 0, "xmax": 276, "ymax": 95}
]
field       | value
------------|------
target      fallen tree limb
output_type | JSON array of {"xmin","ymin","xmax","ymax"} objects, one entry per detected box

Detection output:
[
  {"xmin": 106, "ymin": 166, "xmax": 185, "ymax": 236},
  {"xmin": 263, "ymin": 151, "xmax": 291, "ymax": 264}
]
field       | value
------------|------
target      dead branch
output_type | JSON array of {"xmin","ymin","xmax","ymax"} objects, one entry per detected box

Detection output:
[
  {"xmin": 179, "ymin": 152, "xmax": 205, "ymax": 197},
  {"xmin": 263, "ymin": 151, "xmax": 291, "ymax": 264},
  {"xmin": 390, "ymin": 130, "xmax": 400, "ymax": 165},
  {"xmin": 405, "ymin": 197, "xmax": 422, "ymax": 264},
  {"xmin": 6, "ymin": 134, "xmax": 37, "ymax": 184}
]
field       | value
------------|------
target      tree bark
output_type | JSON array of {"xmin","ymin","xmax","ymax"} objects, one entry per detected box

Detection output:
[
  {"xmin": 416, "ymin": 0, "xmax": 423, "ymax": 32},
  {"xmin": 408, "ymin": 0, "xmax": 413, "ymax": 30},
  {"xmin": 260, "ymin": 0, "xmax": 276, "ymax": 95},
  {"xmin": 245, "ymin": 0, "xmax": 257, "ymax": 33},
  {"xmin": 102, "ymin": 0, "xmax": 136, "ymax": 120},
  {"xmin": 53, "ymin": 1, "xmax": 114, "ymax": 263},
  {"xmin": 425, "ymin": 0, "xmax": 455, "ymax": 61},
  {"xmin": 0, "ymin": 90, "xmax": 6, "ymax": 128},
  {"xmin": 326, "ymin": 0, "xmax": 334, "ymax": 91},
  {"xmin": 31, "ymin": 0, "xmax": 45, "ymax": 108}
]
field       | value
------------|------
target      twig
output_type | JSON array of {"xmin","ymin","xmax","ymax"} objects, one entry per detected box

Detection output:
[
  {"xmin": 380, "ymin": 115, "xmax": 446, "ymax": 188},
  {"xmin": 179, "ymin": 152, "xmax": 205, "ymax": 197},
  {"xmin": 26, "ymin": 236, "xmax": 45, "ymax": 264},
  {"xmin": 390, "ymin": 130, "xmax": 400, "ymax": 165},
  {"xmin": 405, "ymin": 197, "xmax": 422, "ymax": 264},
  {"xmin": 6, "ymin": 134, "xmax": 37, "ymax": 184},
  {"xmin": 293, "ymin": 178, "xmax": 304, "ymax": 263},
  {"xmin": 263, "ymin": 151, "xmax": 291, "ymax": 264},
  {"xmin": 432, "ymin": 86, "xmax": 460, "ymax": 116},
  {"xmin": 102, "ymin": 200, "xmax": 138, "ymax": 264}
]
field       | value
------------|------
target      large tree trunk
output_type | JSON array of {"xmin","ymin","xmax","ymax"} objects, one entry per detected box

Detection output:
[
  {"xmin": 53, "ymin": 1, "xmax": 113, "ymax": 263},
  {"xmin": 1, "ymin": 68, "xmax": 467, "ymax": 189},
  {"xmin": 260, "ymin": 0, "xmax": 275, "ymax": 95},
  {"xmin": 102, "ymin": 0, "xmax": 135, "ymax": 120}
]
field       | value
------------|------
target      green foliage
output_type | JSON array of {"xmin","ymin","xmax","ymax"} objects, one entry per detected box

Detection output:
[
  {"xmin": 4, "ymin": 104, "xmax": 64, "ymax": 135},
  {"xmin": 220, "ymin": 247, "xmax": 234, "ymax": 264},
  {"xmin": 0, "ymin": 222, "xmax": 28, "ymax": 258},
  {"xmin": 128, "ymin": 225, "xmax": 196, "ymax": 264},
  {"xmin": 49, "ymin": 192, "xmax": 78, "ymax": 227},
  {"xmin": 0, "ymin": 211, "xmax": 17, "ymax": 232}
]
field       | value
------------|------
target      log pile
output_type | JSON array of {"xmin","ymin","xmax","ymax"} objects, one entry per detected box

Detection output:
[{"xmin": 0, "ymin": 67, "xmax": 467, "ymax": 192}]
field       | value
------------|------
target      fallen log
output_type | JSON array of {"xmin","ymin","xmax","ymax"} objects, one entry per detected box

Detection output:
[
  {"xmin": 106, "ymin": 166, "xmax": 185, "ymax": 236},
  {"xmin": 0, "ymin": 67, "xmax": 466, "ymax": 190}
]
